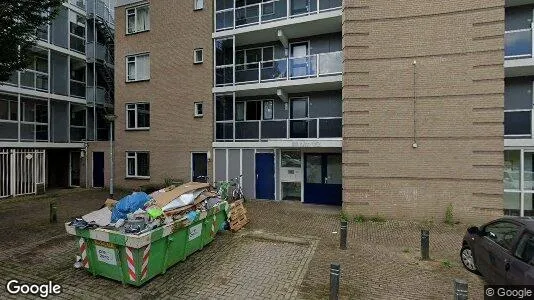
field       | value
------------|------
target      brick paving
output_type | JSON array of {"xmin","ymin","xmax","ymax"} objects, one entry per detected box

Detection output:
[{"xmin": 0, "ymin": 190, "xmax": 486, "ymax": 299}]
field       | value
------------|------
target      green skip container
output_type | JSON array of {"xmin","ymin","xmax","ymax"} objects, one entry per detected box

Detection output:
[{"xmin": 65, "ymin": 201, "xmax": 229, "ymax": 286}]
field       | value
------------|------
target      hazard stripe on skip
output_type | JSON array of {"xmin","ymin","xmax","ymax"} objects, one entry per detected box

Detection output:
[{"xmin": 125, "ymin": 247, "xmax": 136, "ymax": 282}]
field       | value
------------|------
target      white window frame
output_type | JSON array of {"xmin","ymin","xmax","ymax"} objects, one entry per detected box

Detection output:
[
  {"xmin": 126, "ymin": 5, "xmax": 150, "ymax": 34},
  {"xmin": 126, "ymin": 151, "xmax": 150, "ymax": 178},
  {"xmin": 236, "ymin": 46, "xmax": 274, "ymax": 71},
  {"xmin": 194, "ymin": 48, "xmax": 204, "ymax": 64},
  {"xmin": 194, "ymin": 0, "xmax": 204, "ymax": 10},
  {"xmin": 126, "ymin": 102, "xmax": 150, "ymax": 130},
  {"xmin": 126, "ymin": 53, "xmax": 150, "ymax": 82},
  {"xmin": 194, "ymin": 102, "xmax": 204, "ymax": 117}
]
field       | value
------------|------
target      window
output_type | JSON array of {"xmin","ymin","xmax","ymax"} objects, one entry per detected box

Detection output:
[
  {"xmin": 515, "ymin": 233, "xmax": 534, "ymax": 265},
  {"xmin": 235, "ymin": 102, "xmax": 245, "ymax": 121},
  {"xmin": 246, "ymin": 101, "xmax": 261, "ymax": 120},
  {"xmin": 505, "ymin": 78, "xmax": 533, "ymax": 136},
  {"xmin": 69, "ymin": 11, "xmax": 86, "ymax": 54},
  {"xmin": 263, "ymin": 100, "xmax": 273, "ymax": 120},
  {"xmin": 126, "ymin": 103, "xmax": 150, "ymax": 129},
  {"xmin": 0, "ymin": 97, "xmax": 18, "ymax": 121},
  {"xmin": 236, "ymin": 46, "xmax": 274, "ymax": 71},
  {"xmin": 126, "ymin": 152, "xmax": 150, "ymax": 178},
  {"xmin": 194, "ymin": 48, "xmax": 204, "ymax": 64},
  {"xmin": 483, "ymin": 221, "xmax": 521, "ymax": 250},
  {"xmin": 126, "ymin": 54, "xmax": 150, "ymax": 82},
  {"xmin": 194, "ymin": 102, "xmax": 203, "ymax": 117},
  {"xmin": 194, "ymin": 0, "xmax": 204, "ymax": 10},
  {"xmin": 126, "ymin": 5, "xmax": 150, "ymax": 34}
]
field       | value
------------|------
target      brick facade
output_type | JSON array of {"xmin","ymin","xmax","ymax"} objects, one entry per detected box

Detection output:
[
  {"xmin": 114, "ymin": 0, "xmax": 213, "ymax": 188},
  {"xmin": 342, "ymin": 0, "xmax": 505, "ymax": 222}
]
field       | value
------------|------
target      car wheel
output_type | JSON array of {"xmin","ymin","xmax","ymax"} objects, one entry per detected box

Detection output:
[{"xmin": 460, "ymin": 246, "xmax": 480, "ymax": 274}]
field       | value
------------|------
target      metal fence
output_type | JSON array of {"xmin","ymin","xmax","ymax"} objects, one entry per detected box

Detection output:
[{"xmin": 0, "ymin": 149, "xmax": 46, "ymax": 198}]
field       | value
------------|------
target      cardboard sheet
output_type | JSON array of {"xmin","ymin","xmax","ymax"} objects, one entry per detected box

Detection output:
[{"xmin": 153, "ymin": 182, "xmax": 210, "ymax": 208}]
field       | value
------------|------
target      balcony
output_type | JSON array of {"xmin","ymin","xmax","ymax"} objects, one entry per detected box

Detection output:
[
  {"xmin": 87, "ymin": 86, "xmax": 106, "ymax": 104},
  {"xmin": 216, "ymin": 0, "xmax": 341, "ymax": 33},
  {"xmin": 215, "ymin": 51, "xmax": 342, "ymax": 94},
  {"xmin": 86, "ymin": 41, "xmax": 113, "ymax": 64},
  {"xmin": 216, "ymin": 117, "xmax": 342, "ymax": 141},
  {"xmin": 87, "ymin": 0, "xmax": 114, "ymax": 25}
]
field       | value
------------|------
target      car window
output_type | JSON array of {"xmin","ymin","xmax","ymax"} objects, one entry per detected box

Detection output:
[
  {"xmin": 515, "ymin": 232, "xmax": 534, "ymax": 265},
  {"xmin": 483, "ymin": 221, "xmax": 521, "ymax": 250}
]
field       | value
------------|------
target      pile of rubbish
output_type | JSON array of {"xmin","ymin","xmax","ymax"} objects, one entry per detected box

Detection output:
[{"xmin": 69, "ymin": 182, "xmax": 224, "ymax": 234}]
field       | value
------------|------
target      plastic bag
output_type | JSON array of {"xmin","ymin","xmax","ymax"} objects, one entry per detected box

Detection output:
[{"xmin": 111, "ymin": 192, "xmax": 150, "ymax": 222}]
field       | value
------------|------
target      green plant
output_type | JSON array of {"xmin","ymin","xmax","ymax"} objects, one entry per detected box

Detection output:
[
  {"xmin": 369, "ymin": 214, "xmax": 386, "ymax": 223},
  {"xmin": 339, "ymin": 210, "xmax": 349, "ymax": 222},
  {"xmin": 445, "ymin": 203, "xmax": 454, "ymax": 225},
  {"xmin": 441, "ymin": 259, "xmax": 452, "ymax": 268},
  {"xmin": 354, "ymin": 215, "xmax": 368, "ymax": 223}
]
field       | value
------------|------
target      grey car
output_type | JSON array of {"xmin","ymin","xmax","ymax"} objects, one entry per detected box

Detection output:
[{"xmin": 460, "ymin": 217, "xmax": 534, "ymax": 284}]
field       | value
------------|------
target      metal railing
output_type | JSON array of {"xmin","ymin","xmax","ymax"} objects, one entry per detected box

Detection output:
[
  {"xmin": 215, "ymin": 116, "xmax": 342, "ymax": 141},
  {"xmin": 216, "ymin": 51, "xmax": 342, "ymax": 86},
  {"xmin": 505, "ymin": 28, "xmax": 533, "ymax": 59},
  {"xmin": 215, "ymin": 0, "xmax": 341, "ymax": 32}
]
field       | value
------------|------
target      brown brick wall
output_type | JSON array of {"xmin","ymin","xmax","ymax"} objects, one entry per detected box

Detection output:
[
  {"xmin": 342, "ymin": 0, "xmax": 505, "ymax": 222},
  {"xmin": 114, "ymin": 0, "xmax": 213, "ymax": 189}
]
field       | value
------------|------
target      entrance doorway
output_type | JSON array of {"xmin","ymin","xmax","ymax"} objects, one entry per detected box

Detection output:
[
  {"xmin": 92, "ymin": 152, "xmax": 104, "ymax": 188},
  {"xmin": 191, "ymin": 152, "xmax": 208, "ymax": 182},
  {"xmin": 304, "ymin": 153, "xmax": 342, "ymax": 205},
  {"xmin": 256, "ymin": 153, "xmax": 275, "ymax": 199},
  {"xmin": 70, "ymin": 151, "xmax": 81, "ymax": 187}
]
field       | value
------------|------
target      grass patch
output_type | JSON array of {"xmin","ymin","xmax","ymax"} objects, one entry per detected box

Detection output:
[
  {"xmin": 339, "ymin": 210, "xmax": 349, "ymax": 222},
  {"xmin": 369, "ymin": 215, "xmax": 386, "ymax": 223},
  {"xmin": 441, "ymin": 259, "xmax": 453, "ymax": 268},
  {"xmin": 353, "ymin": 215, "xmax": 368, "ymax": 223}
]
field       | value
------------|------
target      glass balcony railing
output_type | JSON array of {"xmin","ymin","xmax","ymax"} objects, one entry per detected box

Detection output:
[
  {"xmin": 87, "ymin": 86, "xmax": 106, "ymax": 104},
  {"xmin": 216, "ymin": 0, "xmax": 341, "ymax": 32},
  {"xmin": 87, "ymin": 0, "xmax": 115, "ymax": 25},
  {"xmin": 70, "ymin": 80, "xmax": 86, "ymax": 98},
  {"xmin": 505, "ymin": 28, "xmax": 533, "ymax": 59},
  {"xmin": 20, "ymin": 70, "xmax": 48, "ymax": 92},
  {"xmin": 220, "ymin": 51, "xmax": 342, "ymax": 86},
  {"xmin": 86, "ymin": 41, "xmax": 113, "ymax": 63},
  {"xmin": 70, "ymin": 0, "xmax": 86, "ymax": 9},
  {"xmin": 215, "ymin": 117, "xmax": 342, "ymax": 141}
]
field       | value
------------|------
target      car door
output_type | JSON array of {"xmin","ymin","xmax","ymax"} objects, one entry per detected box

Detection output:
[
  {"xmin": 474, "ymin": 220, "xmax": 521, "ymax": 284},
  {"xmin": 507, "ymin": 230, "xmax": 534, "ymax": 285}
]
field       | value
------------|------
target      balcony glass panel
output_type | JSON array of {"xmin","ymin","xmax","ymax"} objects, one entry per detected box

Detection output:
[
  {"xmin": 70, "ymin": 127, "xmax": 86, "ymax": 141},
  {"xmin": 70, "ymin": 81, "xmax": 86, "ymax": 98},
  {"xmin": 261, "ymin": 120, "xmax": 287, "ymax": 139},
  {"xmin": 4, "ymin": 72, "xmax": 18, "ymax": 86},
  {"xmin": 505, "ymin": 111, "xmax": 531, "ymax": 135},
  {"xmin": 289, "ymin": 56, "xmax": 317, "ymax": 78},
  {"xmin": 261, "ymin": 0, "xmax": 287, "ymax": 22},
  {"xmin": 70, "ymin": 0, "xmax": 86, "ymax": 9},
  {"xmin": 235, "ymin": 5, "xmax": 259, "ymax": 27},
  {"xmin": 216, "ymin": 122, "xmax": 234, "ymax": 140},
  {"xmin": 290, "ymin": 120, "xmax": 316, "ymax": 138},
  {"xmin": 70, "ymin": 36, "xmax": 85, "ymax": 54},
  {"xmin": 0, "ymin": 122, "xmax": 18, "ymax": 140},
  {"xmin": 36, "ymin": 125, "xmax": 48, "ymax": 141},
  {"xmin": 20, "ymin": 71, "xmax": 48, "ymax": 92},
  {"xmin": 216, "ymin": 10, "xmax": 234, "ymax": 31},
  {"xmin": 20, "ymin": 124, "xmax": 35, "ymax": 141},
  {"xmin": 236, "ymin": 65, "xmax": 259, "ymax": 83},
  {"xmin": 319, "ymin": 0, "xmax": 341, "ymax": 10},
  {"xmin": 318, "ymin": 51, "xmax": 342, "ymax": 75},
  {"xmin": 216, "ymin": 66, "xmax": 234, "ymax": 86},
  {"xmin": 319, "ymin": 118, "xmax": 342, "ymax": 137},
  {"xmin": 261, "ymin": 59, "xmax": 287, "ymax": 81},
  {"xmin": 505, "ymin": 29, "xmax": 532, "ymax": 58},
  {"xmin": 235, "ymin": 121, "xmax": 259, "ymax": 139}
]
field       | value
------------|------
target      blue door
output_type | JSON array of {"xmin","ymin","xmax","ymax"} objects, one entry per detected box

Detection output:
[
  {"xmin": 256, "ymin": 153, "xmax": 275, "ymax": 200},
  {"xmin": 93, "ymin": 152, "xmax": 104, "ymax": 188},
  {"xmin": 304, "ymin": 153, "xmax": 342, "ymax": 205}
]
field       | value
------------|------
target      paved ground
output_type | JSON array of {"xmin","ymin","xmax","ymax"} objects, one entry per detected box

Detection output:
[{"xmin": 0, "ymin": 189, "xmax": 486, "ymax": 299}]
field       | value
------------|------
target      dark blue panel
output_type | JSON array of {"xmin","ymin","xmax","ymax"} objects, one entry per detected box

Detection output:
[
  {"xmin": 505, "ymin": 111, "xmax": 531, "ymax": 135},
  {"xmin": 304, "ymin": 154, "xmax": 342, "ymax": 206},
  {"xmin": 255, "ymin": 153, "xmax": 275, "ymax": 200},
  {"xmin": 93, "ymin": 152, "xmax": 104, "ymax": 188}
]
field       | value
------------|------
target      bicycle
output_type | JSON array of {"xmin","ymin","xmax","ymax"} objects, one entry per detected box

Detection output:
[{"xmin": 196, "ymin": 175, "xmax": 245, "ymax": 203}]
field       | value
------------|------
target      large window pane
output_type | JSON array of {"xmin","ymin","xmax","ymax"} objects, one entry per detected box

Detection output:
[
  {"xmin": 215, "ymin": 38, "xmax": 234, "ymax": 66},
  {"xmin": 505, "ymin": 78, "xmax": 533, "ymax": 110},
  {"xmin": 291, "ymin": 99, "xmax": 308, "ymax": 118},
  {"xmin": 216, "ymin": 123, "xmax": 233, "ymax": 140},
  {"xmin": 504, "ymin": 150, "xmax": 521, "ymax": 190},
  {"xmin": 137, "ymin": 103, "xmax": 150, "ymax": 128},
  {"xmin": 216, "ymin": 95, "xmax": 233, "ymax": 121},
  {"xmin": 326, "ymin": 155, "xmax": 341, "ymax": 184},
  {"xmin": 306, "ymin": 155, "xmax": 322, "ymax": 184},
  {"xmin": 505, "ymin": 111, "xmax": 531, "ymax": 135},
  {"xmin": 137, "ymin": 153, "xmax": 150, "ymax": 176},
  {"xmin": 525, "ymin": 152, "xmax": 534, "ymax": 191},
  {"xmin": 525, "ymin": 193, "xmax": 534, "ymax": 217},
  {"xmin": 505, "ymin": 29, "xmax": 532, "ymax": 58}
]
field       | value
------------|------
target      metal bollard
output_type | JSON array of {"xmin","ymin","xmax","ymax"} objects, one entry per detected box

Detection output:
[
  {"xmin": 421, "ymin": 229, "xmax": 429, "ymax": 260},
  {"xmin": 453, "ymin": 279, "xmax": 468, "ymax": 300},
  {"xmin": 50, "ymin": 201, "xmax": 57, "ymax": 223},
  {"xmin": 340, "ymin": 220, "xmax": 348, "ymax": 250},
  {"xmin": 330, "ymin": 263, "xmax": 340, "ymax": 300}
]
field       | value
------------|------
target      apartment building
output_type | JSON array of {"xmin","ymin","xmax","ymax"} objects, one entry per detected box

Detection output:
[
  {"xmin": 0, "ymin": 0, "xmax": 115, "ymax": 197},
  {"xmin": 115, "ymin": 0, "xmax": 507, "ymax": 221}
]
